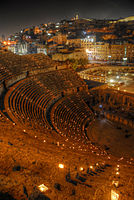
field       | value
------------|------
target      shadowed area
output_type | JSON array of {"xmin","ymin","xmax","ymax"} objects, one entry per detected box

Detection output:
[
  {"xmin": 87, "ymin": 118, "xmax": 134, "ymax": 158},
  {"xmin": 0, "ymin": 192, "xmax": 16, "ymax": 200}
]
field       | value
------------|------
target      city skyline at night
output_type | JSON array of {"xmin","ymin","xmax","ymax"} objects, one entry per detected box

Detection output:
[{"xmin": 1, "ymin": 0, "xmax": 134, "ymax": 36}]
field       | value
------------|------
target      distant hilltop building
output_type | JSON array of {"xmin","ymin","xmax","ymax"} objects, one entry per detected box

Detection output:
[
  {"xmin": 75, "ymin": 14, "xmax": 79, "ymax": 20},
  {"xmin": 72, "ymin": 14, "xmax": 79, "ymax": 20}
]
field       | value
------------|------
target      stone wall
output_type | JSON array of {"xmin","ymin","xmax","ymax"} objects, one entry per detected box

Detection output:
[
  {"xmin": 29, "ymin": 65, "xmax": 68, "ymax": 76},
  {"xmin": 6, "ymin": 73, "xmax": 27, "ymax": 88},
  {"xmin": 0, "ymin": 84, "xmax": 4, "ymax": 96},
  {"xmin": 105, "ymin": 112, "xmax": 134, "ymax": 128}
]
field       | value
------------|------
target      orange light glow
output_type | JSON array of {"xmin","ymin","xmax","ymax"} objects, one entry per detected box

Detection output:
[
  {"xmin": 38, "ymin": 184, "xmax": 48, "ymax": 192},
  {"xmin": 58, "ymin": 164, "xmax": 64, "ymax": 169},
  {"xmin": 111, "ymin": 190, "xmax": 119, "ymax": 200}
]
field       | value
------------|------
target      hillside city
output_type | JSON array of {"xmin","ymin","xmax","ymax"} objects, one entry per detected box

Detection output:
[{"xmin": 1, "ymin": 15, "xmax": 134, "ymax": 64}]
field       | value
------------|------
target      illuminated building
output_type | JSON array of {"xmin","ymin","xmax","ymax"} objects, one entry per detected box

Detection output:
[
  {"xmin": 52, "ymin": 48, "xmax": 88, "ymax": 61},
  {"xmin": 83, "ymin": 42, "xmax": 134, "ymax": 63}
]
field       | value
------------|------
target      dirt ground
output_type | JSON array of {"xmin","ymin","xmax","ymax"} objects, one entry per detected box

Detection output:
[
  {"xmin": 0, "ymin": 115, "xmax": 134, "ymax": 200},
  {"xmin": 87, "ymin": 117, "xmax": 134, "ymax": 158}
]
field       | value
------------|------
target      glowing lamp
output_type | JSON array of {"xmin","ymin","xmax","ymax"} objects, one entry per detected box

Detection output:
[
  {"xmin": 116, "ymin": 172, "xmax": 120, "ymax": 175},
  {"xmin": 38, "ymin": 184, "xmax": 48, "ymax": 192},
  {"xmin": 111, "ymin": 190, "xmax": 119, "ymax": 200},
  {"xmin": 58, "ymin": 164, "xmax": 64, "ymax": 169},
  {"xmin": 80, "ymin": 167, "xmax": 84, "ymax": 171},
  {"xmin": 99, "ymin": 104, "xmax": 103, "ymax": 108},
  {"xmin": 112, "ymin": 180, "xmax": 119, "ymax": 187},
  {"xmin": 3, "ymin": 41, "xmax": 7, "ymax": 45},
  {"xmin": 110, "ymin": 79, "xmax": 114, "ymax": 83}
]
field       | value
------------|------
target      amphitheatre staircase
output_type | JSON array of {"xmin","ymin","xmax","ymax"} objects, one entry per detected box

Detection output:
[{"xmin": 0, "ymin": 52, "xmax": 93, "ymax": 141}]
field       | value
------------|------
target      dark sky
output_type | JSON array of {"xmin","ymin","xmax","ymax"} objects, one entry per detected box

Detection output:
[{"xmin": 0, "ymin": 0, "xmax": 134, "ymax": 37}]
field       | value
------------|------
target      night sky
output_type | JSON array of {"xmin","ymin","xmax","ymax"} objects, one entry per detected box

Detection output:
[{"xmin": 0, "ymin": 0, "xmax": 134, "ymax": 37}]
